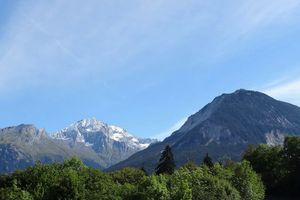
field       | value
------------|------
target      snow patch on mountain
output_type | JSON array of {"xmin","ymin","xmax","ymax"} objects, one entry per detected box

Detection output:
[{"xmin": 51, "ymin": 118, "xmax": 154, "ymax": 149}]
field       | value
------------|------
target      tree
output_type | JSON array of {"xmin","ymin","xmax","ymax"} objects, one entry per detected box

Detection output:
[
  {"xmin": 170, "ymin": 167, "xmax": 241, "ymax": 200},
  {"xmin": 155, "ymin": 145, "xmax": 175, "ymax": 175},
  {"xmin": 0, "ymin": 154, "xmax": 269, "ymax": 200},
  {"xmin": 136, "ymin": 175, "xmax": 170, "ymax": 200},
  {"xmin": 82, "ymin": 168, "xmax": 120, "ymax": 200},
  {"xmin": 230, "ymin": 161, "xmax": 265, "ymax": 200},
  {"xmin": 244, "ymin": 136, "xmax": 300, "ymax": 198},
  {"xmin": 169, "ymin": 169, "xmax": 193, "ymax": 200},
  {"xmin": 182, "ymin": 160, "xmax": 198, "ymax": 171},
  {"xmin": 243, "ymin": 144, "xmax": 284, "ymax": 195},
  {"xmin": 0, "ymin": 179, "xmax": 33, "ymax": 200},
  {"xmin": 203, "ymin": 153, "xmax": 214, "ymax": 168},
  {"xmin": 282, "ymin": 136, "xmax": 300, "ymax": 197},
  {"xmin": 110, "ymin": 167, "xmax": 146, "ymax": 185},
  {"xmin": 62, "ymin": 157, "xmax": 86, "ymax": 170}
]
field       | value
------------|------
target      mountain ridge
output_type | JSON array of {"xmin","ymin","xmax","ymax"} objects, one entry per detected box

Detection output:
[
  {"xmin": 0, "ymin": 119, "xmax": 156, "ymax": 173},
  {"xmin": 2, "ymin": 89, "xmax": 300, "ymax": 174},
  {"xmin": 108, "ymin": 89, "xmax": 300, "ymax": 172}
]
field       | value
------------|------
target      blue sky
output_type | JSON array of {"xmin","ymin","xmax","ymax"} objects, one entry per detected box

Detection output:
[{"xmin": 1, "ymin": 0, "xmax": 300, "ymax": 139}]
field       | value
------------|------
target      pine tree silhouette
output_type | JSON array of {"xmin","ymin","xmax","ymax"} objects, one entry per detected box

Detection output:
[
  {"xmin": 203, "ymin": 153, "xmax": 213, "ymax": 168},
  {"xmin": 155, "ymin": 145, "xmax": 175, "ymax": 175}
]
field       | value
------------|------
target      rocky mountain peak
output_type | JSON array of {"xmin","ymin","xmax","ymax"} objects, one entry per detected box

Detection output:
[
  {"xmin": 0, "ymin": 124, "xmax": 46, "ymax": 138},
  {"xmin": 109, "ymin": 89, "xmax": 300, "ymax": 172},
  {"xmin": 0, "ymin": 124, "xmax": 47, "ymax": 147},
  {"xmin": 0, "ymin": 119, "xmax": 158, "ymax": 173},
  {"xmin": 52, "ymin": 118, "xmax": 152, "ymax": 148},
  {"xmin": 51, "ymin": 118, "xmax": 157, "ymax": 166}
]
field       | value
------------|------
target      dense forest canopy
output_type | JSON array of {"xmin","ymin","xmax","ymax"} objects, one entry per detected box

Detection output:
[
  {"xmin": 0, "ymin": 136, "xmax": 299, "ymax": 200},
  {"xmin": 244, "ymin": 136, "xmax": 300, "ymax": 199}
]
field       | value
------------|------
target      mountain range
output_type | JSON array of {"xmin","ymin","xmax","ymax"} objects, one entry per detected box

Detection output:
[
  {"xmin": 0, "ymin": 119, "xmax": 156, "ymax": 173},
  {"xmin": 1, "ymin": 89, "xmax": 300, "ymax": 174},
  {"xmin": 108, "ymin": 89, "xmax": 300, "ymax": 172}
]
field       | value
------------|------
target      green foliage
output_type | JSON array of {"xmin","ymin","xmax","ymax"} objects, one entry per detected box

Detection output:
[
  {"xmin": 169, "ymin": 168, "xmax": 193, "ymax": 200},
  {"xmin": 4, "ymin": 137, "xmax": 299, "ymax": 200},
  {"xmin": 282, "ymin": 136, "xmax": 300, "ymax": 195},
  {"xmin": 230, "ymin": 161, "xmax": 265, "ymax": 200},
  {"xmin": 1, "ymin": 157, "xmax": 120, "ymax": 200},
  {"xmin": 137, "ymin": 175, "xmax": 170, "ymax": 200},
  {"xmin": 182, "ymin": 160, "xmax": 198, "ymax": 171},
  {"xmin": 82, "ymin": 168, "xmax": 120, "ymax": 200},
  {"xmin": 170, "ymin": 166, "xmax": 241, "ymax": 200},
  {"xmin": 0, "ymin": 179, "xmax": 33, "ymax": 200},
  {"xmin": 155, "ymin": 145, "xmax": 175, "ymax": 175},
  {"xmin": 244, "ymin": 136, "xmax": 300, "ymax": 198},
  {"xmin": 110, "ymin": 167, "xmax": 146, "ymax": 185},
  {"xmin": 61, "ymin": 157, "xmax": 86, "ymax": 170},
  {"xmin": 0, "ymin": 155, "xmax": 268, "ymax": 200},
  {"xmin": 109, "ymin": 167, "xmax": 147, "ymax": 200},
  {"xmin": 243, "ymin": 144, "xmax": 284, "ymax": 192}
]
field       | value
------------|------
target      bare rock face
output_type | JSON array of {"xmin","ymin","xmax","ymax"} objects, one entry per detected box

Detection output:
[
  {"xmin": 0, "ymin": 124, "xmax": 71, "ymax": 173},
  {"xmin": 0, "ymin": 144, "xmax": 33, "ymax": 173},
  {"xmin": 109, "ymin": 89, "xmax": 300, "ymax": 172},
  {"xmin": 0, "ymin": 121, "xmax": 157, "ymax": 173}
]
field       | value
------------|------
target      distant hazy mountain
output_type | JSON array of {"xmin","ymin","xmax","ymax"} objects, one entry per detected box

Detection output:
[
  {"xmin": 109, "ymin": 89, "xmax": 300, "ymax": 172},
  {"xmin": 51, "ymin": 118, "xmax": 157, "ymax": 166},
  {"xmin": 0, "ymin": 119, "xmax": 156, "ymax": 173}
]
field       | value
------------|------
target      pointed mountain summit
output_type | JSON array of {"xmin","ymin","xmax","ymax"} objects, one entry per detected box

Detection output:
[
  {"xmin": 52, "ymin": 118, "xmax": 153, "ymax": 149},
  {"xmin": 52, "ymin": 118, "xmax": 157, "ymax": 166},
  {"xmin": 109, "ymin": 89, "xmax": 300, "ymax": 172}
]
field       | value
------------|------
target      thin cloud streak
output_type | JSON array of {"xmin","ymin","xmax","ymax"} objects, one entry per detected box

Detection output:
[
  {"xmin": 153, "ymin": 117, "xmax": 187, "ymax": 140},
  {"xmin": 211, "ymin": 0, "xmax": 300, "ymax": 59},
  {"xmin": 1, "ymin": 0, "xmax": 300, "ymax": 94},
  {"xmin": 263, "ymin": 77, "xmax": 300, "ymax": 106}
]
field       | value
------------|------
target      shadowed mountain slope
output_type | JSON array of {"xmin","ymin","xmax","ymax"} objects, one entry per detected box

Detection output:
[{"xmin": 109, "ymin": 89, "xmax": 300, "ymax": 172}]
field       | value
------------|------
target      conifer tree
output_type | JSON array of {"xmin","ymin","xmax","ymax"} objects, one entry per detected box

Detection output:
[
  {"xmin": 155, "ymin": 145, "xmax": 175, "ymax": 175},
  {"xmin": 203, "ymin": 153, "xmax": 214, "ymax": 168},
  {"xmin": 140, "ymin": 166, "xmax": 148, "ymax": 176}
]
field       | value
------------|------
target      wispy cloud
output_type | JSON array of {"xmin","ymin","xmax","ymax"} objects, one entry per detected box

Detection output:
[
  {"xmin": 1, "ymin": 0, "xmax": 300, "ymax": 95},
  {"xmin": 232, "ymin": 0, "xmax": 300, "ymax": 35},
  {"xmin": 153, "ymin": 117, "xmax": 187, "ymax": 140},
  {"xmin": 211, "ymin": 0, "xmax": 300, "ymax": 59},
  {"xmin": 263, "ymin": 76, "xmax": 300, "ymax": 106},
  {"xmin": 0, "ymin": 0, "xmax": 207, "ymax": 93}
]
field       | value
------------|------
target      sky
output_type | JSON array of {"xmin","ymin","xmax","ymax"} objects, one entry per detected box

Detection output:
[{"xmin": 1, "ymin": 0, "xmax": 300, "ymax": 140}]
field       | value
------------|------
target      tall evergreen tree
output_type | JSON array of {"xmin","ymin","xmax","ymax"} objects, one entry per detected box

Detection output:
[
  {"xmin": 155, "ymin": 145, "xmax": 175, "ymax": 175},
  {"xmin": 203, "ymin": 153, "xmax": 214, "ymax": 168}
]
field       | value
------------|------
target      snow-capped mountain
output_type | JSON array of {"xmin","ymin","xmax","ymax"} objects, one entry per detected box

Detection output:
[
  {"xmin": 52, "ymin": 118, "xmax": 157, "ymax": 166},
  {"xmin": 0, "ymin": 119, "xmax": 157, "ymax": 173}
]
